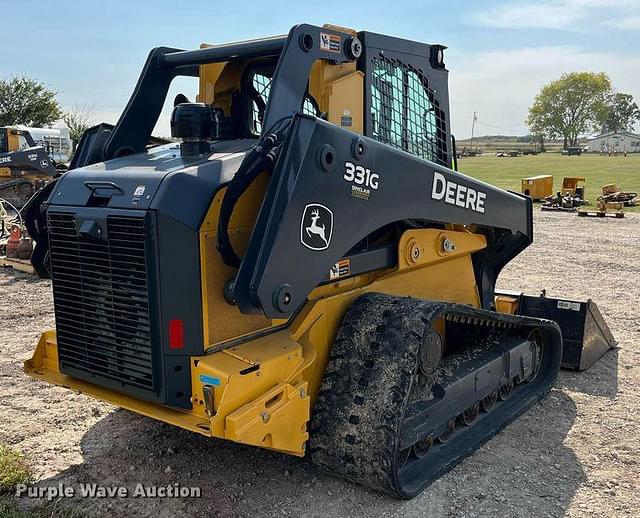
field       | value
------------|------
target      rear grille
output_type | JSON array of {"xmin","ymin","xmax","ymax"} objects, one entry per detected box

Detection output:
[{"xmin": 48, "ymin": 211, "xmax": 156, "ymax": 393}]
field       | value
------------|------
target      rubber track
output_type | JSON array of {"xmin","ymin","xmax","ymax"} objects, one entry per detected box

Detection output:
[
  {"xmin": 0, "ymin": 179, "xmax": 35, "ymax": 208},
  {"xmin": 308, "ymin": 292, "xmax": 562, "ymax": 498}
]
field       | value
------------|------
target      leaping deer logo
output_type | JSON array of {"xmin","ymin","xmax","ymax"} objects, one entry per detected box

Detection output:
[
  {"xmin": 306, "ymin": 209, "xmax": 328, "ymax": 246},
  {"xmin": 301, "ymin": 204, "xmax": 333, "ymax": 251}
]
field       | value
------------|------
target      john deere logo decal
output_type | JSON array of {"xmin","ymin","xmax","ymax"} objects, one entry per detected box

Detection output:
[{"xmin": 301, "ymin": 203, "xmax": 333, "ymax": 251}]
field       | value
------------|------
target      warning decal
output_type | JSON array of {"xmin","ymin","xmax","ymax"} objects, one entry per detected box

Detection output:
[
  {"xmin": 320, "ymin": 32, "xmax": 341, "ymax": 53},
  {"xmin": 557, "ymin": 300, "xmax": 581, "ymax": 312},
  {"xmin": 329, "ymin": 259, "xmax": 351, "ymax": 280}
]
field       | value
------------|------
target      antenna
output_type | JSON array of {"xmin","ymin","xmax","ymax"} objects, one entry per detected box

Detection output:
[{"xmin": 470, "ymin": 112, "xmax": 477, "ymax": 151}]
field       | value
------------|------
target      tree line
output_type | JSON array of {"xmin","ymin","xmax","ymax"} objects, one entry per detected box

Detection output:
[
  {"xmin": 0, "ymin": 76, "xmax": 94, "ymax": 143},
  {"xmin": 2, "ymin": 72, "xmax": 638, "ymax": 152},
  {"xmin": 527, "ymin": 72, "xmax": 640, "ymax": 150}
]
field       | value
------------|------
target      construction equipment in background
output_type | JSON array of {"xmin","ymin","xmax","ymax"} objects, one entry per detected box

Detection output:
[
  {"xmin": 561, "ymin": 176, "xmax": 586, "ymax": 198},
  {"xmin": 599, "ymin": 184, "xmax": 637, "ymax": 207},
  {"xmin": 541, "ymin": 191, "xmax": 587, "ymax": 212},
  {"xmin": 14, "ymin": 125, "xmax": 73, "ymax": 165},
  {"xmin": 495, "ymin": 150, "xmax": 522, "ymax": 157},
  {"xmin": 578, "ymin": 207, "xmax": 625, "ymax": 219},
  {"xmin": 0, "ymin": 127, "xmax": 60, "ymax": 207},
  {"xmin": 541, "ymin": 176, "xmax": 588, "ymax": 212},
  {"xmin": 562, "ymin": 146, "xmax": 583, "ymax": 156},
  {"xmin": 521, "ymin": 175, "xmax": 553, "ymax": 200},
  {"xmin": 456, "ymin": 146, "xmax": 480, "ymax": 158},
  {"xmin": 21, "ymin": 24, "xmax": 616, "ymax": 498},
  {"xmin": 0, "ymin": 199, "xmax": 35, "ymax": 273}
]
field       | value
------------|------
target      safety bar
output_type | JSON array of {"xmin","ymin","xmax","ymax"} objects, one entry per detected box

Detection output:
[{"xmin": 159, "ymin": 35, "xmax": 288, "ymax": 68}]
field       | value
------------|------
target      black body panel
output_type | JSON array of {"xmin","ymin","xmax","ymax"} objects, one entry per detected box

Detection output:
[
  {"xmin": 0, "ymin": 146, "xmax": 56, "ymax": 176},
  {"xmin": 497, "ymin": 290, "xmax": 617, "ymax": 370},
  {"xmin": 47, "ymin": 207, "xmax": 165, "ymax": 403},
  {"xmin": 233, "ymin": 115, "xmax": 533, "ymax": 318},
  {"xmin": 52, "ymin": 140, "xmax": 251, "ymax": 223},
  {"xmin": 43, "ymin": 141, "xmax": 252, "ymax": 408}
]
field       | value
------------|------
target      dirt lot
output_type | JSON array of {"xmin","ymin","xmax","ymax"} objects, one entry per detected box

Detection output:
[{"xmin": 1, "ymin": 210, "xmax": 638, "ymax": 517}]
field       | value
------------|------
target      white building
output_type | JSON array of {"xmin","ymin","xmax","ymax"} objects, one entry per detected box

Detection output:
[{"xmin": 586, "ymin": 130, "xmax": 640, "ymax": 153}]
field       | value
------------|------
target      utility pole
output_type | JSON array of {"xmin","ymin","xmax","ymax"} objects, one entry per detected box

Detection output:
[{"xmin": 470, "ymin": 112, "xmax": 477, "ymax": 152}]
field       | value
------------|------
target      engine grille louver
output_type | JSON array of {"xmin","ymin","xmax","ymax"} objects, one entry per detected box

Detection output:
[{"xmin": 48, "ymin": 211, "xmax": 156, "ymax": 393}]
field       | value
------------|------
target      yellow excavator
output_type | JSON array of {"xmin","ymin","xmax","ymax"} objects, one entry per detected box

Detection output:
[{"xmin": 22, "ymin": 24, "xmax": 615, "ymax": 498}]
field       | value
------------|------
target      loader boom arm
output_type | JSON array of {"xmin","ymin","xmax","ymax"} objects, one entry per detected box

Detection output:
[{"xmin": 232, "ymin": 115, "xmax": 533, "ymax": 318}]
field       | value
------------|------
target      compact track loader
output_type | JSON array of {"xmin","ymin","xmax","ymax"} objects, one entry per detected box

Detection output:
[
  {"xmin": 23, "ymin": 24, "xmax": 615, "ymax": 498},
  {"xmin": 0, "ymin": 127, "xmax": 57, "ymax": 207}
]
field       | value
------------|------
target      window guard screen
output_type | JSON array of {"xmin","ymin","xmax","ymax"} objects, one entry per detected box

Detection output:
[
  {"xmin": 250, "ymin": 72, "xmax": 318, "ymax": 135},
  {"xmin": 370, "ymin": 56, "xmax": 447, "ymax": 166}
]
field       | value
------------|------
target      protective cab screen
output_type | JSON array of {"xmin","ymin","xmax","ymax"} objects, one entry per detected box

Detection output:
[{"xmin": 370, "ymin": 56, "xmax": 448, "ymax": 166}]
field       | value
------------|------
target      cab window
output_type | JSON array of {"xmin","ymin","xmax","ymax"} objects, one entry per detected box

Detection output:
[{"xmin": 370, "ymin": 56, "xmax": 447, "ymax": 165}]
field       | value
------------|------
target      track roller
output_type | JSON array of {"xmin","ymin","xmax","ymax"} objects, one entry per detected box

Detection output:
[
  {"xmin": 481, "ymin": 390, "xmax": 499, "ymax": 412},
  {"xmin": 436, "ymin": 419, "xmax": 456, "ymax": 443},
  {"xmin": 413, "ymin": 436, "xmax": 433, "ymax": 458},
  {"xmin": 309, "ymin": 293, "xmax": 562, "ymax": 498},
  {"xmin": 459, "ymin": 402, "xmax": 480, "ymax": 426},
  {"xmin": 499, "ymin": 380, "xmax": 514, "ymax": 401}
]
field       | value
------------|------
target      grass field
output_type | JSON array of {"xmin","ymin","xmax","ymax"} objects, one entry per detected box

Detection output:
[{"xmin": 458, "ymin": 153, "xmax": 640, "ymax": 212}]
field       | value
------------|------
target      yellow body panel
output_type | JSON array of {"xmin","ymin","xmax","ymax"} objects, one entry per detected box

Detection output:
[
  {"xmin": 24, "ymin": 38, "xmax": 489, "ymax": 457},
  {"xmin": 521, "ymin": 175, "xmax": 553, "ymax": 200},
  {"xmin": 495, "ymin": 294, "xmax": 519, "ymax": 315},
  {"xmin": 25, "ymin": 333, "xmax": 211, "ymax": 435},
  {"xmin": 308, "ymin": 61, "xmax": 363, "ymax": 134},
  {"xmin": 197, "ymin": 61, "xmax": 228, "ymax": 105},
  {"xmin": 26, "ymin": 228, "xmax": 486, "ymax": 455},
  {"xmin": 7, "ymin": 129, "xmax": 20, "ymax": 153},
  {"xmin": 197, "ymin": 33, "xmax": 363, "ymax": 134},
  {"xmin": 198, "ymin": 172, "xmax": 281, "ymax": 345},
  {"xmin": 561, "ymin": 177, "xmax": 586, "ymax": 196}
]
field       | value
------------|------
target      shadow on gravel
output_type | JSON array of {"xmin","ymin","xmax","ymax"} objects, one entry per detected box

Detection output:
[
  {"xmin": 556, "ymin": 347, "xmax": 618, "ymax": 399},
  {"xmin": 29, "ymin": 389, "xmax": 586, "ymax": 518},
  {"xmin": 0, "ymin": 268, "xmax": 47, "ymax": 285}
]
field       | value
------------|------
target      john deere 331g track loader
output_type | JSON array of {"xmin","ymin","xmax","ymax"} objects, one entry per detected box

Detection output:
[{"xmin": 23, "ymin": 24, "xmax": 615, "ymax": 498}]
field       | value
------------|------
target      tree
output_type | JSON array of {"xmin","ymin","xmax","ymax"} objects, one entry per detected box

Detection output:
[
  {"xmin": 0, "ymin": 76, "xmax": 61, "ymax": 127},
  {"xmin": 526, "ymin": 72, "xmax": 611, "ymax": 149},
  {"xmin": 599, "ymin": 92, "xmax": 640, "ymax": 133},
  {"xmin": 63, "ymin": 104, "xmax": 96, "ymax": 144}
]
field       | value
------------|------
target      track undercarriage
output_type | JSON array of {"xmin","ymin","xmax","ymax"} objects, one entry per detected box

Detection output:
[
  {"xmin": 310, "ymin": 293, "xmax": 562, "ymax": 497},
  {"xmin": 0, "ymin": 178, "xmax": 39, "ymax": 208}
]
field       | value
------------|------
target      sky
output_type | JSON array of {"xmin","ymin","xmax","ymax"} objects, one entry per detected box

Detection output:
[{"xmin": 0, "ymin": 0, "xmax": 638, "ymax": 138}]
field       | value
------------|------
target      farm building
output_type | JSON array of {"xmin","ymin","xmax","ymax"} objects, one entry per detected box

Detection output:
[{"xmin": 586, "ymin": 130, "xmax": 640, "ymax": 153}]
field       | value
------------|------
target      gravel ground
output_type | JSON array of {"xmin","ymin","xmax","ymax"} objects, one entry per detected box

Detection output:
[{"xmin": 0, "ymin": 210, "xmax": 638, "ymax": 517}]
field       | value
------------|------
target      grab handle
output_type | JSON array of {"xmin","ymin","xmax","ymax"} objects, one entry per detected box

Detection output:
[{"xmin": 83, "ymin": 181, "xmax": 124, "ymax": 194}]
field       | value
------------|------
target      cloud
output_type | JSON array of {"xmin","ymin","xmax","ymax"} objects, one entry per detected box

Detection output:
[
  {"xmin": 613, "ymin": 16, "xmax": 640, "ymax": 30},
  {"xmin": 448, "ymin": 46, "xmax": 640, "ymax": 138},
  {"xmin": 471, "ymin": 0, "xmax": 638, "ymax": 31}
]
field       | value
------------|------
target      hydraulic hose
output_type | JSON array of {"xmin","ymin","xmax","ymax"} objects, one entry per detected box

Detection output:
[{"xmin": 216, "ymin": 117, "xmax": 292, "ymax": 268}]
